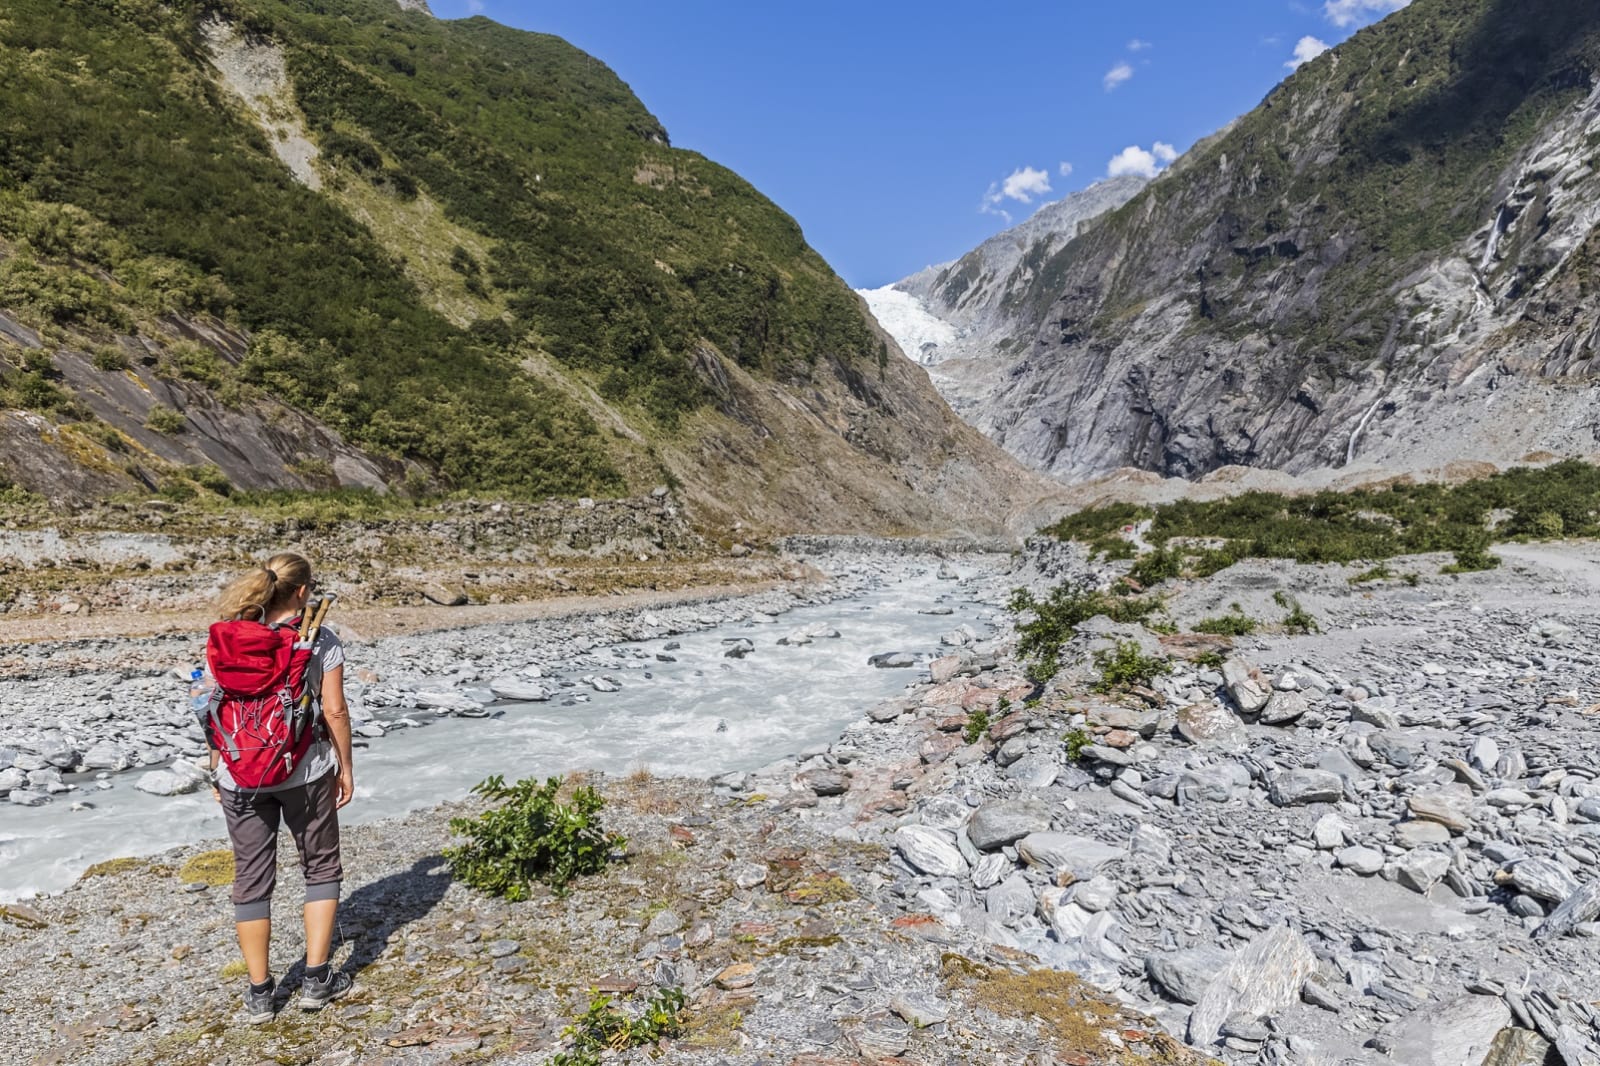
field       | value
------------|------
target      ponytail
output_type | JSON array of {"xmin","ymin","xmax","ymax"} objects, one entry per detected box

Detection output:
[{"xmin": 217, "ymin": 551, "xmax": 313, "ymax": 621}]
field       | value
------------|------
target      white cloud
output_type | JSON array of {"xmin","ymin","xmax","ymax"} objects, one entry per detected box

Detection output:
[
  {"xmin": 1058, "ymin": 161, "xmax": 1074, "ymax": 178},
  {"xmin": 1286, "ymin": 35, "xmax": 1330, "ymax": 68},
  {"xmin": 465, "ymin": 0, "xmax": 485, "ymax": 10},
  {"xmin": 1127, "ymin": 38, "xmax": 1152, "ymax": 51},
  {"xmin": 1107, "ymin": 142, "xmax": 1178, "ymax": 179},
  {"xmin": 980, "ymin": 165, "xmax": 1053, "ymax": 222},
  {"xmin": 1103, "ymin": 62, "xmax": 1134, "ymax": 91},
  {"xmin": 1323, "ymin": 0, "xmax": 1411, "ymax": 28}
]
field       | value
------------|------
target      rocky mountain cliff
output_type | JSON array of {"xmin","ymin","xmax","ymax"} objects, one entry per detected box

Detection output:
[
  {"xmin": 860, "ymin": 177, "xmax": 1145, "ymax": 423},
  {"xmin": 0, "ymin": 0, "xmax": 1048, "ymax": 536},
  {"xmin": 878, "ymin": 0, "xmax": 1600, "ymax": 483}
]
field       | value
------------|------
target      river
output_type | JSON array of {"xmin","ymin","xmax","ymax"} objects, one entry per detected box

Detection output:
[{"xmin": 0, "ymin": 569, "xmax": 994, "ymax": 900}]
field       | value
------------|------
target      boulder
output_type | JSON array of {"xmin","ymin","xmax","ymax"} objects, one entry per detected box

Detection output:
[
  {"xmin": 80, "ymin": 742, "xmax": 134, "ymax": 772},
  {"xmin": 894, "ymin": 826, "xmax": 967, "ymax": 878},
  {"xmin": 415, "ymin": 690, "xmax": 487, "ymax": 712},
  {"xmin": 1409, "ymin": 792, "xmax": 1472, "ymax": 833},
  {"xmin": 7, "ymin": 789, "xmax": 50, "ymax": 806},
  {"xmin": 868, "ymin": 652, "xmax": 916, "ymax": 669},
  {"xmin": 1372, "ymin": 995, "xmax": 1511, "ymax": 1065},
  {"xmin": 1176, "ymin": 701, "xmax": 1246, "ymax": 747},
  {"xmin": 1187, "ymin": 925, "xmax": 1316, "ymax": 1046},
  {"xmin": 1497, "ymin": 857, "xmax": 1580, "ymax": 903},
  {"xmin": 796, "ymin": 769, "xmax": 851, "ymax": 797},
  {"xmin": 1016, "ymin": 832, "xmax": 1126, "ymax": 880},
  {"xmin": 984, "ymin": 874, "xmax": 1035, "ymax": 925},
  {"xmin": 1268, "ymin": 769, "xmax": 1343, "ymax": 807},
  {"xmin": 1532, "ymin": 882, "xmax": 1600, "ymax": 941},
  {"xmin": 1221, "ymin": 659, "xmax": 1271, "ymax": 714},
  {"xmin": 418, "ymin": 582, "xmax": 469, "ymax": 607},
  {"xmin": 1312, "ymin": 813, "xmax": 1351, "ymax": 850},
  {"xmin": 1395, "ymin": 821, "xmax": 1451, "ymax": 848},
  {"xmin": 966, "ymin": 799, "xmax": 1053, "ymax": 851},
  {"xmin": 1146, "ymin": 946, "xmax": 1233, "ymax": 1005},
  {"xmin": 1397, "ymin": 851, "xmax": 1451, "ymax": 893},
  {"xmin": 1336, "ymin": 845, "xmax": 1385, "ymax": 875},
  {"xmin": 1259, "ymin": 690, "xmax": 1309, "ymax": 725}
]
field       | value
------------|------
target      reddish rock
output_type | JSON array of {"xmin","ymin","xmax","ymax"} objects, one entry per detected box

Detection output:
[
  {"xmin": 988, "ymin": 710, "xmax": 1031, "ymax": 742},
  {"xmin": 1102, "ymin": 729, "xmax": 1138, "ymax": 749},
  {"xmin": 919, "ymin": 734, "xmax": 963, "ymax": 765}
]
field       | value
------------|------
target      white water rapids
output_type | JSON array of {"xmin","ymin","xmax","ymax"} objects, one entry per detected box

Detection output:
[{"xmin": 0, "ymin": 572, "xmax": 992, "ymax": 900}]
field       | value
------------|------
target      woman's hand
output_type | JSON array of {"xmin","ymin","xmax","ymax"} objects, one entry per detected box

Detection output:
[{"xmin": 335, "ymin": 765, "xmax": 354, "ymax": 810}]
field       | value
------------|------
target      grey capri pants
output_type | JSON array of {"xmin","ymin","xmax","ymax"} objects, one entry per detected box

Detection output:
[{"xmin": 220, "ymin": 770, "xmax": 343, "ymax": 922}]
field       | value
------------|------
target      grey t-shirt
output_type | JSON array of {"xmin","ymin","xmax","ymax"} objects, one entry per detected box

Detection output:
[{"xmin": 216, "ymin": 626, "xmax": 344, "ymax": 794}]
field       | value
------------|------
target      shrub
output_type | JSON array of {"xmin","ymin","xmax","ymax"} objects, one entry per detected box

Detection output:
[
  {"xmin": 550, "ymin": 988, "xmax": 686, "ymax": 1066},
  {"xmin": 1128, "ymin": 546, "xmax": 1184, "ymax": 587},
  {"xmin": 963, "ymin": 706, "xmax": 990, "ymax": 744},
  {"xmin": 1063, "ymin": 728, "xmax": 1091, "ymax": 762},
  {"xmin": 1348, "ymin": 564, "xmax": 1393, "ymax": 585},
  {"xmin": 1192, "ymin": 605, "xmax": 1258, "ymax": 636},
  {"xmin": 1273, "ymin": 591, "xmax": 1321, "ymax": 634},
  {"xmin": 1443, "ymin": 546, "xmax": 1501, "ymax": 574},
  {"xmin": 91, "ymin": 344, "xmax": 129, "ymax": 371},
  {"xmin": 1007, "ymin": 581, "xmax": 1160, "ymax": 683},
  {"xmin": 145, "ymin": 405, "xmax": 185, "ymax": 434},
  {"xmin": 1092, "ymin": 640, "xmax": 1172, "ymax": 693},
  {"xmin": 445, "ymin": 775, "xmax": 625, "ymax": 900}
]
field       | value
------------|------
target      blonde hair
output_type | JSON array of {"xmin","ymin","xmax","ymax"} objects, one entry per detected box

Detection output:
[{"xmin": 218, "ymin": 552, "xmax": 313, "ymax": 621}]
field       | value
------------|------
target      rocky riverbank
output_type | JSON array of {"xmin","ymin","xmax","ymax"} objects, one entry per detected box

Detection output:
[{"xmin": 3, "ymin": 540, "xmax": 1600, "ymax": 1065}]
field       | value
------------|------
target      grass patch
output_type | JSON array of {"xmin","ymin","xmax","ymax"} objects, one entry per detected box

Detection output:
[
  {"xmin": 1347, "ymin": 564, "xmax": 1394, "ymax": 585},
  {"xmin": 81, "ymin": 856, "xmax": 147, "ymax": 879},
  {"xmin": 1273, "ymin": 591, "xmax": 1321, "ymax": 635},
  {"xmin": 179, "ymin": 850, "xmax": 235, "ymax": 886}
]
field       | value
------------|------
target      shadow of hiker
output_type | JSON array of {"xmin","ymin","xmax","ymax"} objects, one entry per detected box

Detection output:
[{"xmin": 279, "ymin": 854, "xmax": 453, "ymax": 992}]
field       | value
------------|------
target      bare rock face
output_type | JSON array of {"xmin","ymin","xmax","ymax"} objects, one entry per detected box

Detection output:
[
  {"xmin": 1187, "ymin": 925, "xmax": 1316, "ymax": 1046},
  {"xmin": 394, "ymin": 0, "xmax": 432, "ymax": 13},
  {"xmin": 1372, "ymin": 995, "xmax": 1511, "ymax": 1065},
  {"xmin": 872, "ymin": 3, "xmax": 1600, "ymax": 485}
]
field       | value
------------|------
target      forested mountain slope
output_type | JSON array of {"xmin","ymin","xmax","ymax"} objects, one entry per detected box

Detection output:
[{"xmin": 0, "ymin": 0, "xmax": 1046, "ymax": 534}]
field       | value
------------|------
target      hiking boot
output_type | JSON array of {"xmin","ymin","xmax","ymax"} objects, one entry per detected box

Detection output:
[
  {"xmin": 299, "ymin": 967, "xmax": 352, "ymax": 1011},
  {"xmin": 243, "ymin": 978, "xmax": 276, "ymax": 1025}
]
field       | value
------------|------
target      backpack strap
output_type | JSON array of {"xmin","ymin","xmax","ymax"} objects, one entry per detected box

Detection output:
[{"xmin": 203, "ymin": 688, "xmax": 240, "ymax": 760}]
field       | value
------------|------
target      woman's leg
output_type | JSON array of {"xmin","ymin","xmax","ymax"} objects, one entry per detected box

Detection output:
[
  {"xmin": 282, "ymin": 771, "xmax": 344, "ymax": 967},
  {"xmin": 221, "ymin": 789, "xmax": 284, "ymax": 984}
]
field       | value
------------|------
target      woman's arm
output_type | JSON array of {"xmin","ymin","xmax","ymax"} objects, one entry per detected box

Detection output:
[{"xmin": 321, "ymin": 663, "xmax": 355, "ymax": 809}]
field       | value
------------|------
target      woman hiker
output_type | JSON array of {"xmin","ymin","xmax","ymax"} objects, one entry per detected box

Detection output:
[{"xmin": 206, "ymin": 552, "xmax": 356, "ymax": 1023}]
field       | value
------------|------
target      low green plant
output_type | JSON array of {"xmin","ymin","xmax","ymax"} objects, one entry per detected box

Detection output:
[
  {"xmin": 1192, "ymin": 604, "xmax": 1258, "ymax": 636},
  {"xmin": 1401, "ymin": 572, "xmax": 1421, "ymax": 587},
  {"xmin": 1092, "ymin": 640, "xmax": 1173, "ymax": 693},
  {"xmin": 1347, "ymin": 564, "xmax": 1394, "ymax": 585},
  {"xmin": 90, "ymin": 344, "xmax": 129, "ymax": 371},
  {"xmin": 1063, "ymin": 728, "xmax": 1092, "ymax": 762},
  {"xmin": 963, "ymin": 706, "xmax": 991, "ymax": 744},
  {"xmin": 1007, "ymin": 581, "xmax": 1160, "ymax": 683},
  {"xmin": 1086, "ymin": 534, "xmax": 1136, "ymax": 561},
  {"xmin": 550, "ymin": 987, "xmax": 687, "ymax": 1066},
  {"xmin": 144, "ymin": 405, "xmax": 185, "ymax": 434},
  {"xmin": 1442, "ymin": 546, "xmax": 1501, "ymax": 574},
  {"xmin": 1128, "ymin": 546, "xmax": 1184, "ymax": 587},
  {"xmin": 1273, "ymin": 591, "xmax": 1321, "ymax": 635},
  {"xmin": 1193, "ymin": 649, "xmax": 1227, "ymax": 670},
  {"xmin": 445, "ymin": 775, "xmax": 625, "ymax": 900}
]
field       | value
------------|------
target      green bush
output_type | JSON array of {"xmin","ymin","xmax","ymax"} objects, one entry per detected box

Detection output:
[
  {"xmin": 1007, "ymin": 582, "xmax": 1160, "ymax": 683},
  {"xmin": 1192, "ymin": 605, "xmax": 1258, "ymax": 636},
  {"xmin": 1273, "ymin": 591, "xmax": 1321, "ymax": 634},
  {"xmin": 445, "ymin": 775, "xmax": 625, "ymax": 900},
  {"xmin": 1128, "ymin": 546, "xmax": 1184, "ymax": 587},
  {"xmin": 1443, "ymin": 546, "xmax": 1501, "ymax": 574},
  {"xmin": 1347, "ymin": 564, "xmax": 1394, "ymax": 585},
  {"xmin": 963, "ymin": 706, "xmax": 991, "ymax": 744},
  {"xmin": 145, "ymin": 405, "xmax": 185, "ymax": 434},
  {"xmin": 1063, "ymin": 727, "xmax": 1091, "ymax": 762},
  {"xmin": 90, "ymin": 344, "xmax": 129, "ymax": 371},
  {"xmin": 1092, "ymin": 640, "xmax": 1172, "ymax": 693},
  {"xmin": 551, "ymin": 988, "xmax": 686, "ymax": 1066}
]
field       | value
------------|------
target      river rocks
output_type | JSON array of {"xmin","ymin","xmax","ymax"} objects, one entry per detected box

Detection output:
[
  {"xmin": 0, "ymin": 768, "xmax": 25, "ymax": 792},
  {"xmin": 1268, "ymin": 769, "xmax": 1343, "ymax": 807},
  {"xmin": 796, "ymin": 769, "xmax": 851, "ymax": 797},
  {"xmin": 8, "ymin": 789, "xmax": 50, "ymax": 806},
  {"xmin": 133, "ymin": 760, "xmax": 209, "ymax": 797},
  {"xmin": 965, "ymin": 799, "xmax": 1052, "ymax": 851},
  {"xmin": 414, "ymin": 690, "xmax": 486, "ymax": 713},
  {"xmin": 1016, "ymin": 832, "xmax": 1125, "ymax": 880},
  {"xmin": 488, "ymin": 677, "xmax": 550, "ymax": 702},
  {"xmin": 1337, "ymin": 845, "xmax": 1385, "ymax": 875},
  {"xmin": 723, "ymin": 639, "xmax": 754, "ymax": 659},
  {"xmin": 1395, "ymin": 820, "xmax": 1451, "ymax": 848},
  {"xmin": 1313, "ymin": 813, "xmax": 1352, "ymax": 849},
  {"xmin": 1187, "ymin": 925, "xmax": 1316, "ymax": 1046},
  {"xmin": 1371, "ymin": 995, "xmax": 1510, "ymax": 1065},
  {"xmin": 894, "ymin": 826, "xmax": 966, "ymax": 878},
  {"xmin": 868, "ymin": 652, "xmax": 916, "ymax": 669},
  {"xmin": 1146, "ymin": 946, "xmax": 1233, "ymax": 1005}
]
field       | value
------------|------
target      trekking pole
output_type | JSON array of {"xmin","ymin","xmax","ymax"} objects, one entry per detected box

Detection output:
[{"xmin": 306, "ymin": 592, "xmax": 337, "ymax": 644}]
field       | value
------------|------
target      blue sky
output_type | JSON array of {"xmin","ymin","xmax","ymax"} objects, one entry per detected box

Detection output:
[{"xmin": 423, "ymin": 0, "xmax": 1412, "ymax": 288}]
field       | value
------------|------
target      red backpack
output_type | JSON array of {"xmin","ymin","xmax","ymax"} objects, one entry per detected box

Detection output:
[{"xmin": 201, "ymin": 619, "xmax": 319, "ymax": 790}]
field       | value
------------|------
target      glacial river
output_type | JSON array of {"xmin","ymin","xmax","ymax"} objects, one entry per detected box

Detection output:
[{"xmin": 0, "ymin": 571, "xmax": 992, "ymax": 900}]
